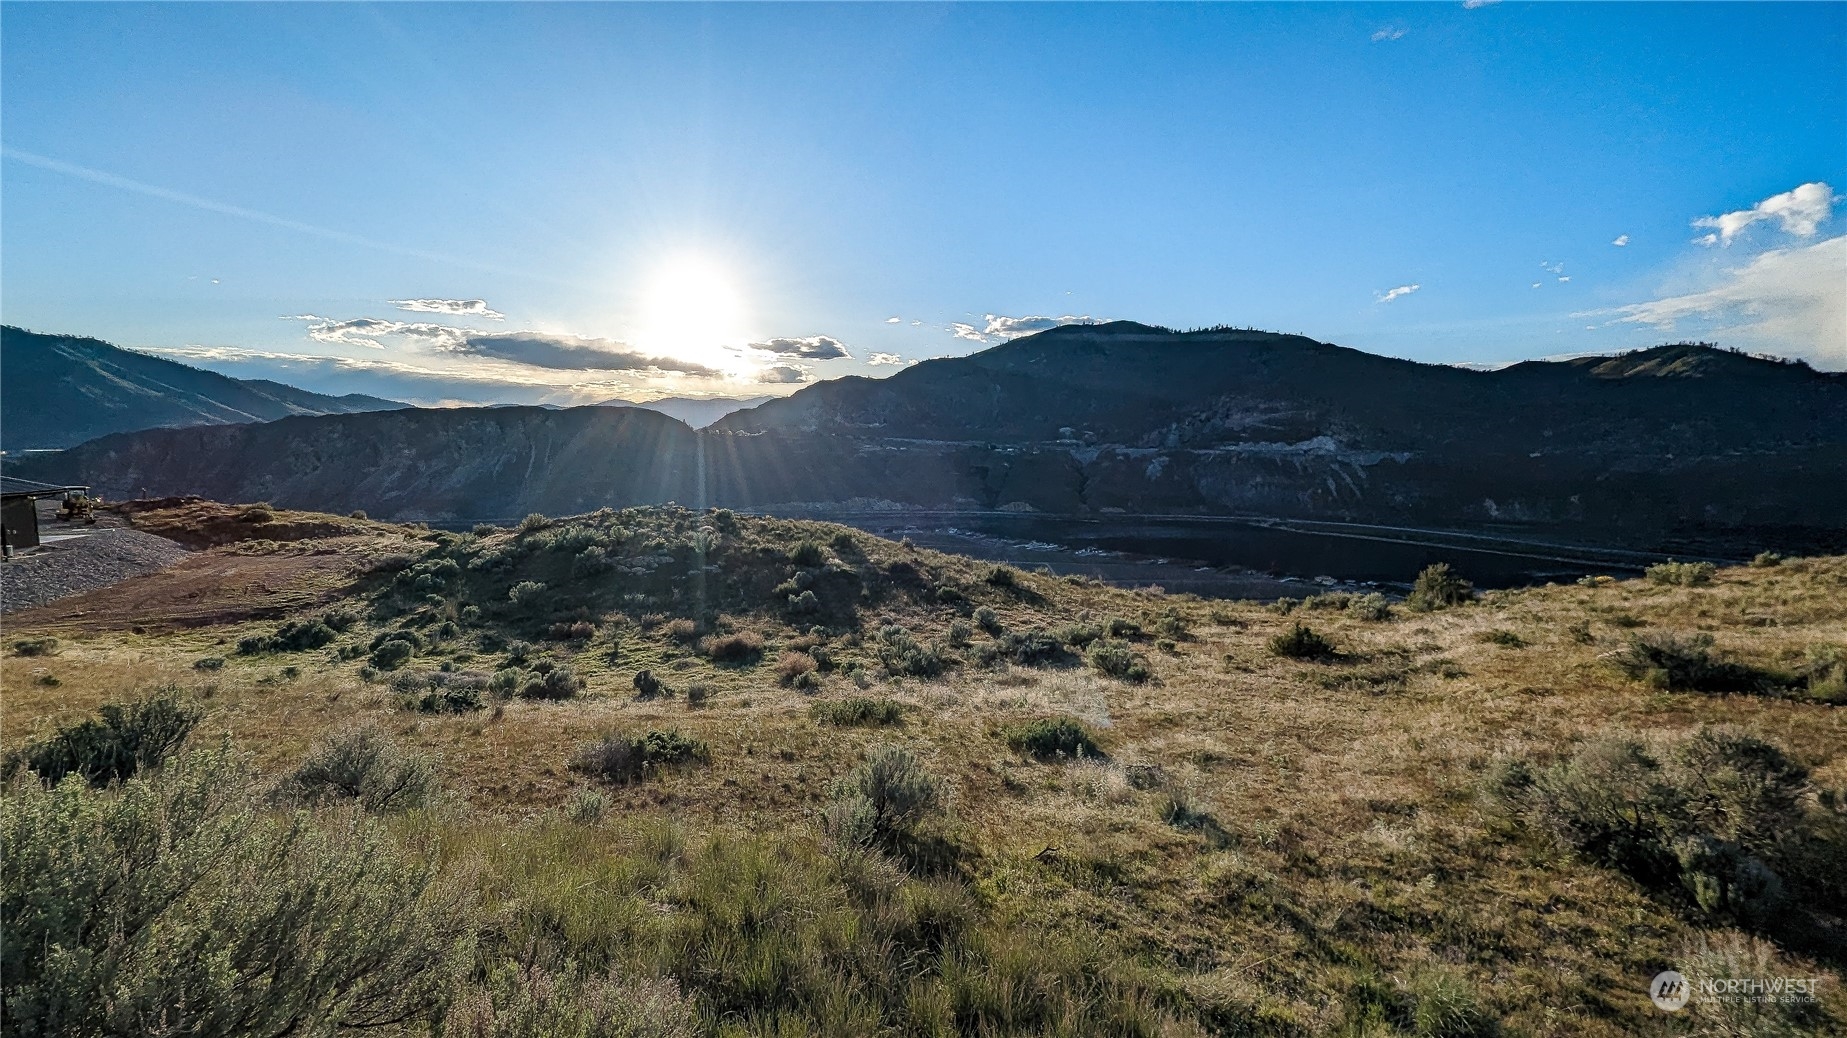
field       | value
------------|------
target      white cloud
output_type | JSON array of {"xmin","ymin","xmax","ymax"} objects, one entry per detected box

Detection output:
[
  {"xmin": 980, "ymin": 314, "xmax": 1105, "ymax": 340},
  {"xmin": 390, "ymin": 298, "xmax": 505, "ymax": 319},
  {"xmin": 885, "ymin": 316, "xmax": 901, "ymax": 323},
  {"xmin": 909, "ymin": 320, "xmax": 922, "ymax": 327},
  {"xmin": 1612, "ymin": 235, "xmax": 1630, "ymax": 247},
  {"xmin": 866, "ymin": 352, "xmax": 906, "ymax": 366},
  {"xmin": 1532, "ymin": 282, "xmax": 1542, "ymax": 289},
  {"xmin": 758, "ymin": 364, "xmax": 811, "ymax": 384},
  {"xmin": 950, "ymin": 322, "xmax": 988, "ymax": 343},
  {"xmin": 282, "ymin": 315, "xmax": 717, "ymax": 374},
  {"xmin": 1558, "ymin": 276, "xmax": 1571, "ymax": 283},
  {"xmin": 1462, "ymin": 0, "xmax": 1500, "ymax": 8},
  {"xmin": 1693, "ymin": 182, "xmax": 1835, "ymax": 246},
  {"xmin": 1375, "ymin": 284, "xmax": 1420, "ymax": 304},
  {"xmin": 1371, "ymin": 26, "xmax": 1408, "ymax": 41},
  {"xmin": 1604, "ymin": 235, "xmax": 1846, "ymax": 368},
  {"xmin": 748, "ymin": 335, "xmax": 851, "ymax": 360}
]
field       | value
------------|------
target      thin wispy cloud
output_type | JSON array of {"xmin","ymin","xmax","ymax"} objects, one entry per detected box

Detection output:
[
  {"xmin": 885, "ymin": 316, "xmax": 901, "ymax": 324},
  {"xmin": 1461, "ymin": 0, "xmax": 1500, "ymax": 9},
  {"xmin": 950, "ymin": 322, "xmax": 988, "ymax": 342},
  {"xmin": 866, "ymin": 352, "xmax": 906, "ymax": 366},
  {"xmin": 1, "ymin": 148, "xmax": 526, "ymax": 279},
  {"xmin": 1611, "ymin": 235, "xmax": 1629, "ymax": 247},
  {"xmin": 1601, "ymin": 235, "xmax": 1846, "ymax": 368},
  {"xmin": 749, "ymin": 335, "xmax": 852, "ymax": 360},
  {"xmin": 390, "ymin": 298, "xmax": 504, "ymax": 319},
  {"xmin": 1693, "ymin": 182, "xmax": 1835, "ymax": 246},
  {"xmin": 1375, "ymin": 284, "xmax": 1420, "ymax": 304},
  {"xmin": 1371, "ymin": 26, "xmax": 1408, "ymax": 42}
]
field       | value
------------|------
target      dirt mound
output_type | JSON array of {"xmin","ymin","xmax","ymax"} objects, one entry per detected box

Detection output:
[{"xmin": 110, "ymin": 497, "xmax": 402, "ymax": 549}]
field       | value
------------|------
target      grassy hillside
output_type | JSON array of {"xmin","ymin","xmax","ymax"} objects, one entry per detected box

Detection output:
[{"xmin": 4, "ymin": 503, "xmax": 1844, "ymax": 1036}]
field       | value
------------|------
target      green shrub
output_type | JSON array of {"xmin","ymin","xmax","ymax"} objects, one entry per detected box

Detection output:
[
  {"xmin": 810, "ymin": 696, "xmax": 903, "ymax": 727},
  {"xmin": 632, "ymin": 669, "xmax": 663, "ymax": 699},
  {"xmin": 5, "ymin": 692, "xmax": 202, "ymax": 787},
  {"xmin": 1269, "ymin": 623, "xmax": 1337, "ymax": 660},
  {"xmin": 824, "ymin": 743, "xmax": 941, "ymax": 849},
  {"xmin": 1751, "ymin": 551, "xmax": 1784, "ymax": 568},
  {"xmin": 508, "ymin": 580, "xmax": 548, "ymax": 607},
  {"xmin": 1609, "ymin": 632, "xmax": 1773, "ymax": 693},
  {"xmin": 237, "ymin": 617, "xmax": 338, "ymax": 655},
  {"xmin": 569, "ymin": 729, "xmax": 709, "ymax": 784},
  {"xmin": 1148, "ymin": 609, "xmax": 1190, "ymax": 640},
  {"xmin": 1346, "ymin": 593, "xmax": 1392, "ymax": 621},
  {"xmin": 1007, "ymin": 717, "xmax": 1102, "ymax": 760},
  {"xmin": 876, "ymin": 631, "xmax": 948, "ymax": 678},
  {"xmin": 369, "ymin": 639, "xmax": 414, "ymax": 671},
  {"xmin": 518, "ymin": 512, "xmax": 550, "ymax": 533},
  {"xmin": 520, "ymin": 666, "xmax": 584, "ymax": 701},
  {"xmin": 193, "ymin": 656, "xmax": 225, "ymax": 671},
  {"xmin": 1802, "ymin": 645, "xmax": 1847, "ymax": 705},
  {"xmin": 1647, "ymin": 560, "xmax": 1717, "ymax": 587},
  {"xmin": 1087, "ymin": 640, "xmax": 1150, "ymax": 682},
  {"xmin": 786, "ymin": 588, "xmax": 820, "ymax": 614},
  {"xmin": 1105, "ymin": 617, "xmax": 1142, "ymax": 638},
  {"xmin": 1407, "ymin": 563, "xmax": 1475, "ymax": 612},
  {"xmin": 285, "ymin": 727, "xmax": 438, "ymax": 813},
  {"xmin": 789, "ymin": 540, "xmax": 826, "ymax": 567},
  {"xmin": 973, "ymin": 605, "xmax": 1002, "ymax": 634},
  {"xmin": 0, "ymin": 746, "xmax": 465, "ymax": 1038},
  {"xmin": 411, "ymin": 679, "xmax": 483, "ymax": 709},
  {"xmin": 1488, "ymin": 728, "xmax": 1818, "ymax": 924},
  {"xmin": 1477, "ymin": 629, "xmax": 1527, "ymax": 648},
  {"xmin": 10, "ymin": 637, "xmax": 59, "ymax": 657},
  {"xmin": 984, "ymin": 565, "xmax": 1020, "ymax": 589},
  {"xmin": 974, "ymin": 629, "xmax": 1066, "ymax": 667}
]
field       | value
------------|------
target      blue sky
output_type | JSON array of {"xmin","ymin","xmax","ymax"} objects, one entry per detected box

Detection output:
[{"xmin": 4, "ymin": 2, "xmax": 1843, "ymax": 405}]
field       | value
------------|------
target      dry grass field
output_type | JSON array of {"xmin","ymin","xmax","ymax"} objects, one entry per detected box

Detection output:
[{"xmin": 4, "ymin": 502, "xmax": 1843, "ymax": 1036}]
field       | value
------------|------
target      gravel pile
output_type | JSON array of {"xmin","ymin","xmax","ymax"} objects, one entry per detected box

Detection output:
[{"xmin": 1, "ymin": 530, "xmax": 191, "ymax": 613}]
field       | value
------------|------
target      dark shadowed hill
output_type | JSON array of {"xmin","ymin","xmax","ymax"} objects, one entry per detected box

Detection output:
[
  {"xmin": 15, "ymin": 324, "xmax": 1845, "ymax": 553},
  {"xmin": 1, "ymin": 326, "xmax": 405, "ymax": 448}
]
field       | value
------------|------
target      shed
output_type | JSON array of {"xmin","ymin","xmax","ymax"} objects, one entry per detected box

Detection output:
[{"xmin": 1, "ymin": 476, "xmax": 90, "ymax": 555}]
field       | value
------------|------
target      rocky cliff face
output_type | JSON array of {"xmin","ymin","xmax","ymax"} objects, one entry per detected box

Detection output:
[{"xmin": 15, "ymin": 326, "xmax": 1846, "ymax": 551}]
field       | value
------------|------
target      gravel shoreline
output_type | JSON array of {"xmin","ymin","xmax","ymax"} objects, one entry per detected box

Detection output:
[{"xmin": 1, "ymin": 531, "xmax": 191, "ymax": 614}]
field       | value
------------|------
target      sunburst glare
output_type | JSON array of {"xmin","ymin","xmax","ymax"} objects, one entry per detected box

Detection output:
[{"xmin": 635, "ymin": 253, "xmax": 750, "ymax": 375}]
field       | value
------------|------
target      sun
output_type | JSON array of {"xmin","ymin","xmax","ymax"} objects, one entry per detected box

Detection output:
[{"xmin": 635, "ymin": 254, "xmax": 749, "ymax": 372}]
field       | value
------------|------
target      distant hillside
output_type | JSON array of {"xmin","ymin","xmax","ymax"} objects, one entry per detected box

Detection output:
[
  {"xmin": 599, "ymin": 394, "xmax": 770, "ymax": 428},
  {"xmin": 0, "ymin": 326, "xmax": 406, "ymax": 448},
  {"xmin": 16, "ymin": 325, "xmax": 1846, "ymax": 553}
]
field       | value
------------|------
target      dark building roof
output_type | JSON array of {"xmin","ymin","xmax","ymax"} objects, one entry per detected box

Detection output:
[{"xmin": 0, "ymin": 475, "xmax": 88, "ymax": 500}]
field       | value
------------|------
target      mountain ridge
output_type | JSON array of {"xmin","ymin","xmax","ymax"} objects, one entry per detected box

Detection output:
[
  {"xmin": 12, "ymin": 324, "xmax": 1843, "ymax": 555},
  {"xmin": 1, "ymin": 326, "xmax": 407, "ymax": 449}
]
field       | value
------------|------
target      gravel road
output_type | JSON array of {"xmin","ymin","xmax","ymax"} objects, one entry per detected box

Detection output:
[{"xmin": 2, "ymin": 531, "xmax": 190, "ymax": 614}]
